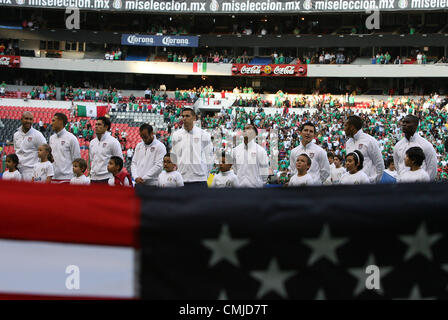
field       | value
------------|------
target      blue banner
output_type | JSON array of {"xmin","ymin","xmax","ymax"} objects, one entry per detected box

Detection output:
[{"xmin": 121, "ymin": 34, "xmax": 198, "ymax": 47}]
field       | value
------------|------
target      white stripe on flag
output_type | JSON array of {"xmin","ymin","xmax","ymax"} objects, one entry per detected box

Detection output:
[{"xmin": 0, "ymin": 239, "xmax": 135, "ymax": 298}]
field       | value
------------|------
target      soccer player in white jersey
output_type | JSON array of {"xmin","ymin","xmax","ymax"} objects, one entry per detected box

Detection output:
[
  {"xmin": 131, "ymin": 123, "xmax": 166, "ymax": 186},
  {"xmin": 14, "ymin": 111, "xmax": 47, "ymax": 181},
  {"xmin": 49, "ymin": 113, "xmax": 81, "ymax": 184},
  {"xmin": 232, "ymin": 124, "xmax": 269, "ymax": 188},
  {"xmin": 393, "ymin": 115, "xmax": 437, "ymax": 181},
  {"xmin": 289, "ymin": 122, "xmax": 330, "ymax": 184},
  {"xmin": 344, "ymin": 115, "xmax": 384, "ymax": 183},
  {"xmin": 171, "ymin": 108, "xmax": 213, "ymax": 189},
  {"xmin": 89, "ymin": 116, "xmax": 123, "ymax": 184}
]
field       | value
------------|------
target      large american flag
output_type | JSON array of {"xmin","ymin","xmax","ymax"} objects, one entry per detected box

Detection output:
[{"xmin": 138, "ymin": 184, "xmax": 448, "ymax": 300}]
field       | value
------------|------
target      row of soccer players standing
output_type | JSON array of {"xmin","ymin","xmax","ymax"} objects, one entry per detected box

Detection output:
[{"xmin": 3, "ymin": 109, "xmax": 438, "ymax": 187}]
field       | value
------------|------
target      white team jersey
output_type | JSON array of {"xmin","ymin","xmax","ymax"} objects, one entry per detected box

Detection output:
[
  {"xmin": 70, "ymin": 175, "xmax": 91, "ymax": 185},
  {"xmin": 2, "ymin": 170, "xmax": 22, "ymax": 181},
  {"xmin": 339, "ymin": 170, "xmax": 370, "ymax": 185},
  {"xmin": 288, "ymin": 173, "xmax": 315, "ymax": 187},
  {"xmin": 211, "ymin": 170, "xmax": 239, "ymax": 188},
  {"xmin": 346, "ymin": 129, "xmax": 384, "ymax": 183},
  {"xmin": 14, "ymin": 126, "xmax": 47, "ymax": 170},
  {"xmin": 131, "ymin": 138, "xmax": 166, "ymax": 186},
  {"xmin": 393, "ymin": 132, "xmax": 438, "ymax": 181},
  {"xmin": 49, "ymin": 129, "xmax": 81, "ymax": 180},
  {"xmin": 331, "ymin": 167, "xmax": 347, "ymax": 184},
  {"xmin": 32, "ymin": 161, "xmax": 54, "ymax": 183},
  {"xmin": 89, "ymin": 132, "xmax": 123, "ymax": 181},
  {"xmin": 158, "ymin": 170, "xmax": 184, "ymax": 187},
  {"xmin": 232, "ymin": 140, "xmax": 269, "ymax": 188},
  {"xmin": 397, "ymin": 169, "xmax": 430, "ymax": 183}
]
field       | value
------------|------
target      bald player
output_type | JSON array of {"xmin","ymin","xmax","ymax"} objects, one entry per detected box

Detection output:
[
  {"xmin": 13, "ymin": 111, "xmax": 47, "ymax": 180},
  {"xmin": 393, "ymin": 114, "xmax": 438, "ymax": 181}
]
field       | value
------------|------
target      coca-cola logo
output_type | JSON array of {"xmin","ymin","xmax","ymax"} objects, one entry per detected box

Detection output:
[
  {"xmin": 240, "ymin": 65, "xmax": 262, "ymax": 74},
  {"xmin": 233, "ymin": 64, "xmax": 307, "ymax": 77},
  {"xmin": 0, "ymin": 57, "xmax": 11, "ymax": 66},
  {"xmin": 273, "ymin": 66, "xmax": 295, "ymax": 75}
]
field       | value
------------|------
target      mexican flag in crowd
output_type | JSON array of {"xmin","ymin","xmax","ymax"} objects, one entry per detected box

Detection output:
[
  {"xmin": 77, "ymin": 105, "xmax": 107, "ymax": 118},
  {"xmin": 192, "ymin": 62, "xmax": 207, "ymax": 73}
]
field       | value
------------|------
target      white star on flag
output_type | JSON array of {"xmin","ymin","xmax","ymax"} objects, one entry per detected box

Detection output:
[
  {"xmin": 202, "ymin": 224, "xmax": 249, "ymax": 267},
  {"xmin": 218, "ymin": 289, "xmax": 228, "ymax": 300},
  {"xmin": 348, "ymin": 254, "xmax": 393, "ymax": 296},
  {"xmin": 314, "ymin": 288, "xmax": 326, "ymax": 300},
  {"xmin": 250, "ymin": 258, "xmax": 297, "ymax": 299},
  {"xmin": 395, "ymin": 285, "xmax": 436, "ymax": 300},
  {"xmin": 302, "ymin": 224, "xmax": 348, "ymax": 266},
  {"xmin": 399, "ymin": 222, "xmax": 442, "ymax": 261}
]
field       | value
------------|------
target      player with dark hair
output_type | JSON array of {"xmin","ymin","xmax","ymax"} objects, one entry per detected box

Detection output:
[
  {"xmin": 289, "ymin": 121, "xmax": 330, "ymax": 184},
  {"xmin": 89, "ymin": 117, "xmax": 123, "ymax": 184},
  {"xmin": 393, "ymin": 114, "xmax": 437, "ymax": 181},
  {"xmin": 50, "ymin": 112, "xmax": 80, "ymax": 184},
  {"xmin": 345, "ymin": 115, "xmax": 384, "ymax": 183},
  {"xmin": 171, "ymin": 107, "xmax": 213, "ymax": 188},
  {"xmin": 131, "ymin": 123, "xmax": 166, "ymax": 186}
]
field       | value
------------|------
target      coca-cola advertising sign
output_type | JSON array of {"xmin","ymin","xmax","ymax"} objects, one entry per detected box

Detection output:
[
  {"xmin": 0, "ymin": 55, "xmax": 21, "ymax": 68},
  {"xmin": 231, "ymin": 64, "xmax": 307, "ymax": 77}
]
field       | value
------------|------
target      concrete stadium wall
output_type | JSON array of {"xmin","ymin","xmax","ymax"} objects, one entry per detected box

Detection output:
[{"xmin": 18, "ymin": 57, "xmax": 448, "ymax": 77}]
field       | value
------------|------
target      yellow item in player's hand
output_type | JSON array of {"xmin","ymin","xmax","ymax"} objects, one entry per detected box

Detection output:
[{"xmin": 207, "ymin": 174, "xmax": 215, "ymax": 187}]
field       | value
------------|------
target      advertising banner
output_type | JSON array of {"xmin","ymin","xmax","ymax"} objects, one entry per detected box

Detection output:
[
  {"xmin": 0, "ymin": 55, "xmax": 20, "ymax": 68},
  {"xmin": 1, "ymin": 0, "xmax": 447, "ymax": 14},
  {"xmin": 121, "ymin": 34, "xmax": 198, "ymax": 47},
  {"xmin": 231, "ymin": 64, "xmax": 307, "ymax": 77}
]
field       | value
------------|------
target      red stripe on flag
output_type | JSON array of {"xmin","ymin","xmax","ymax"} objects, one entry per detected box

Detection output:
[
  {"xmin": 0, "ymin": 181, "xmax": 140, "ymax": 247},
  {"xmin": 193, "ymin": 62, "xmax": 198, "ymax": 72},
  {"xmin": 97, "ymin": 106, "xmax": 107, "ymax": 117}
]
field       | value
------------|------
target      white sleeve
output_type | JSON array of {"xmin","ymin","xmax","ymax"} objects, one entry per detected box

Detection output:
[
  {"xmin": 47, "ymin": 163, "xmax": 54, "ymax": 177},
  {"xmin": 289, "ymin": 149, "xmax": 297, "ymax": 175},
  {"xmin": 176, "ymin": 172, "xmax": 184, "ymax": 187},
  {"xmin": 232, "ymin": 175, "xmax": 240, "ymax": 188},
  {"xmin": 112, "ymin": 139, "xmax": 123, "ymax": 159},
  {"xmin": 370, "ymin": 139, "xmax": 385, "ymax": 183},
  {"xmin": 424, "ymin": 143, "xmax": 438, "ymax": 181},
  {"xmin": 37, "ymin": 131, "xmax": 47, "ymax": 147},
  {"xmin": 203, "ymin": 132, "xmax": 214, "ymax": 174},
  {"xmin": 231, "ymin": 149, "xmax": 238, "ymax": 175},
  {"xmin": 259, "ymin": 148, "xmax": 270, "ymax": 184},
  {"xmin": 393, "ymin": 144, "xmax": 401, "ymax": 176},
  {"xmin": 71, "ymin": 136, "xmax": 81, "ymax": 161},
  {"xmin": 13, "ymin": 132, "xmax": 20, "ymax": 152},
  {"xmin": 131, "ymin": 145, "xmax": 139, "ymax": 179},
  {"xmin": 142, "ymin": 144, "xmax": 165, "ymax": 181},
  {"xmin": 318, "ymin": 150, "xmax": 331, "ymax": 183}
]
